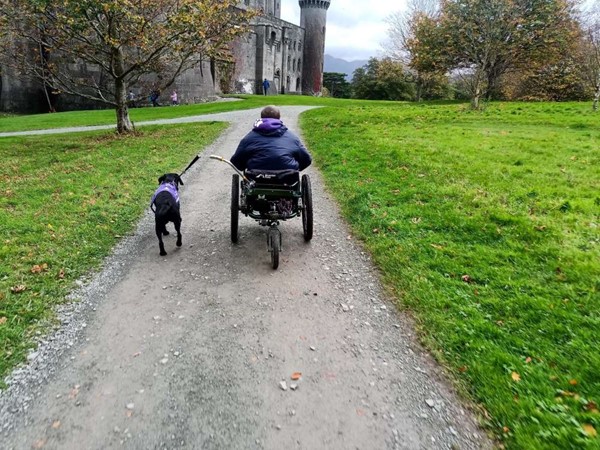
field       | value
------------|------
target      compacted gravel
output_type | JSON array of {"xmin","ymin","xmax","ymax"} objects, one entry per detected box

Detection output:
[{"xmin": 0, "ymin": 106, "xmax": 493, "ymax": 449}]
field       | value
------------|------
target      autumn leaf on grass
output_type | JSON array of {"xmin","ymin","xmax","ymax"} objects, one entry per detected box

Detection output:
[
  {"xmin": 31, "ymin": 263, "xmax": 48, "ymax": 273},
  {"xmin": 461, "ymin": 275, "xmax": 472, "ymax": 283},
  {"xmin": 525, "ymin": 357, "xmax": 532, "ymax": 364},
  {"xmin": 10, "ymin": 285, "xmax": 27, "ymax": 293},
  {"xmin": 583, "ymin": 424, "xmax": 597, "ymax": 437},
  {"xmin": 511, "ymin": 372, "xmax": 521, "ymax": 382},
  {"xmin": 291, "ymin": 372, "xmax": 302, "ymax": 380},
  {"xmin": 58, "ymin": 269, "xmax": 65, "ymax": 279},
  {"xmin": 569, "ymin": 379, "xmax": 578, "ymax": 386},
  {"xmin": 0, "ymin": 317, "xmax": 7, "ymax": 325}
]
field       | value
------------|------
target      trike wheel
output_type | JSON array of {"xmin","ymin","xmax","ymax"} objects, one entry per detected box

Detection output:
[
  {"xmin": 301, "ymin": 174, "xmax": 313, "ymax": 241},
  {"xmin": 268, "ymin": 227, "xmax": 280, "ymax": 270},
  {"xmin": 231, "ymin": 174, "xmax": 239, "ymax": 243}
]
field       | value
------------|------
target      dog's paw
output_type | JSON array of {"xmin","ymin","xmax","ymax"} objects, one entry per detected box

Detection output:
[
  {"xmin": 176, "ymin": 238, "xmax": 182, "ymax": 247},
  {"xmin": 162, "ymin": 230, "xmax": 170, "ymax": 236}
]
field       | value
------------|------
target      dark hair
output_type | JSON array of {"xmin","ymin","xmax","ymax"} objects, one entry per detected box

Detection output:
[{"xmin": 261, "ymin": 105, "xmax": 280, "ymax": 119}]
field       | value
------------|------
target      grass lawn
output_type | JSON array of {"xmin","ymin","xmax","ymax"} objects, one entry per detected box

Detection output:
[
  {"xmin": 0, "ymin": 122, "xmax": 227, "ymax": 380},
  {"xmin": 0, "ymin": 98, "xmax": 598, "ymax": 449},
  {"xmin": 0, "ymin": 94, "xmax": 362, "ymax": 133},
  {"xmin": 300, "ymin": 101, "xmax": 599, "ymax": 449}
]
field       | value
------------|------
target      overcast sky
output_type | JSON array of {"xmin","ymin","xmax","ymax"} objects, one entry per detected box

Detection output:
[{"xmin": 280, "ymin": 0, "xmax": 407, "ymax": 61}]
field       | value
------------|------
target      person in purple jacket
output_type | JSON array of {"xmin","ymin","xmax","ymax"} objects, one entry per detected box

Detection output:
[{"xmin": 230, "ymin": 105, "xmax": 312, "ymax": 172}]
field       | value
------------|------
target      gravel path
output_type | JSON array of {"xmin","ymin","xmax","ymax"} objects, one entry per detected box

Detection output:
[{"xmin": 1, "ymin": 106, "xmax": 492, "ymax": 449}]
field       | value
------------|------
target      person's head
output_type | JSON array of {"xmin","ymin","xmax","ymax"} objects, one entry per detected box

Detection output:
[{"xmin": 260, "ymin": 105, "xmax": 280, "ymax": 119}]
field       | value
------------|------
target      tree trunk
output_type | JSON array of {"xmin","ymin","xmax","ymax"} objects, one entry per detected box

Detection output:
[
  {"xmin": 113, "ymin": 46, "xmax": 133, "ymax": 133},
  {"xmin": 471, "ymin": 82, "xmax": 482, "ymax": 110},
  {"xmin": 593, "ymin": 75, "xmax": 599, "ymax": 112}
]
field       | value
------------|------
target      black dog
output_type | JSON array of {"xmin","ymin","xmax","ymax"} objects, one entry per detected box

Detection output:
[{"xmin": 150, "ymin": 173, "xmax": 183, "ymax": 256}]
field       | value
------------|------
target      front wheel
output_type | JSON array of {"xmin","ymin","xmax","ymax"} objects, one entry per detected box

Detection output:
[
  {"xmin": 231, "ymin": 174, "xmax": 239, "ymax": 243},
  {"xmin": 268, "ymin": 227, "xmax": 280, "ymax": 270},
  {"xmin": 301, "ymin": 174, "xmax": 313, "ymax": 241}
]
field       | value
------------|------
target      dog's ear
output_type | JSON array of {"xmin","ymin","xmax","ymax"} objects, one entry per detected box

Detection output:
[
  {"xmin": 177, "ymin": 175, "xmax": 184, "ymax": 186},
  {"xmin": 158, "ymin": 174, "xmax": 166, "ymax": 184}
]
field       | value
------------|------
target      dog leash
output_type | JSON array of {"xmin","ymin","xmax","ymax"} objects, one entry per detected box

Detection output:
[{"xmin": 180, "ymin": 154, "xmax": 201, "ymax": 176}]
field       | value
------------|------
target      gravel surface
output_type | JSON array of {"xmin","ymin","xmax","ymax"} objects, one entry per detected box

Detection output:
[{"xmin": 0, "ymin": 106, "xmax": 493, "ymax": 449}]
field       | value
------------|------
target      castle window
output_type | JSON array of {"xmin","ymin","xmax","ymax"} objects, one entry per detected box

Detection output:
[
  {"xmin": 293, "ymin": 59, "xmax": 296, "ymax": 72},
  {"xmin": 298, "ymin": 59, "xmax": 301, "ymax": 72},
  {"xmin": 293, "ymin": 41, "xmax": 296, "ymax": 51},
  {"xmin": 287, "ymin": 56, "xmax": 291, "ymax": 71},
  {"xmin": 298, "ymin": 42, "xmax": 302, "ymax": 52},
  {"xmin": 270, "ymin": 31, "xmax": 276, "ymax": 42}
]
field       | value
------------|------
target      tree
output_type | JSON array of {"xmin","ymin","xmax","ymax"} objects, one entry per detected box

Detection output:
[
  {"xmin": 322, "ymin": 72, "xmax": 351, "ymax": 98},
  {"xmin": 409, "ymin": 0, "xmax": 580, "ymax": 108},
  {"xmin": 0, "ymin": 0, "xmax": 257, "ymax": 132},
  {"xmin": 384, "ymin": 0, "xmax": 446, "ymax": 101},
  {"xmin": 351, "ymin": 58, "xmax": 415, "ymax": 101},
  {"xmin": 580, "ymin": 3, "xmax": 600, "ymax": 110}
]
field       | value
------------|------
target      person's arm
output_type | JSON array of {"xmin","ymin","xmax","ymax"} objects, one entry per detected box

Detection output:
[
  {"xmin": 230, "ymin": 138, "xmax": 250, "ymax": 171},
  {"xmin": 293, "ymin": 137, "xmax": 312, "ymax": 171}
]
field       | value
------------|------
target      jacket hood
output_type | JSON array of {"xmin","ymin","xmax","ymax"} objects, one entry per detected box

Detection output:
[{"xmin": 252, "ymin": 118, "xmax": 287, "ymax": 137}]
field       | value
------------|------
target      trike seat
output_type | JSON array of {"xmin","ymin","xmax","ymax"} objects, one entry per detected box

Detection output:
[{"xmin": 244, "ymin": 169, "xmax": 300, "ymax": 188}]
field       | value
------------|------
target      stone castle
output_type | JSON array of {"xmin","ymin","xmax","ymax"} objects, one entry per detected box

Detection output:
[{"xmin": 0, "ymin": 0, "xmax": 331, "ymax": 113}]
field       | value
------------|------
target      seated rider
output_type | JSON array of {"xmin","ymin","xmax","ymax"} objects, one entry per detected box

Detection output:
[{"xmin": 230, "ymin": 105, "xmax": 312, "ymax": 174}]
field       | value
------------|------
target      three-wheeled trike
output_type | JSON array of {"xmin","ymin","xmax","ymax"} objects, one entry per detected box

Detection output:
[{"xmin": 210, "ymin": 155, "xmax": 313, "ymax": 269}]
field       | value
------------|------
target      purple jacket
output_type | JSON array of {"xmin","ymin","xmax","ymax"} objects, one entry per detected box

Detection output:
[
  {"xmin": 150, "ymin": 182, "xmax": 179, "ymax": 207},
  {"xmin": 230, "ymin": 118, "xmax": 312, "ymax": 172}
]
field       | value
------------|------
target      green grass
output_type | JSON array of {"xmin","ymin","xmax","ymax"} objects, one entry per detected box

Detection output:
[
  {"xmin": 300, "ymin": 101, "xmax": 599, "ymax": 449},
  {"xmin": 0, "ymin": 122, "xmax": 227, "ymax": 380},
  {"xmin": 1, "ymin": 98, "xmax": 599, "ymax": 448},
  {"xmin": 0, "ymin": 94, "xmax": 377, "ymax": 133}
]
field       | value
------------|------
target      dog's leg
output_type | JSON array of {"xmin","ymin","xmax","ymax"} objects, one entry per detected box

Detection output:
[
  {"xmin": 174, "ymin": 218, "xmax": 182, "ymax": 248},
  {"xmin": 156, "ymin": 222, "xmax": 167, "ymax": 256}
]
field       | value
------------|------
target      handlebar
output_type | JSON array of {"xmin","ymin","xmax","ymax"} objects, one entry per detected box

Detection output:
[{"xmin": 209, "ymin": 155, "xmax": 250, "ymax": 182}]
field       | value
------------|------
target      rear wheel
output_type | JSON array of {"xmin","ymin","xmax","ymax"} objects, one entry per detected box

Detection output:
[
  {"xmin": 301, "ymin": 174, "xmax": 313, "ymax": 241},
  {"xmin": 231, "ymin": 174, "xmax": 239, "ymax": 243},
  {"xmin": 268, "ymin": 227, "xmax": 280, "ymax": 270}
]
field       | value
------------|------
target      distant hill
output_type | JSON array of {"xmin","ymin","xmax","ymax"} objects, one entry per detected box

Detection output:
[{"xmin": 324, "ymin": 55, "xmax": 369, "ymax": 80}]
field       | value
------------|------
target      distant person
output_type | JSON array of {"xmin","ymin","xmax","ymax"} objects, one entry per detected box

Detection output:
[
  {"xmin": 150, "ymin": 90, "xmax": 161, "ymax": 107},
  {"xmin": 230, "ymin": 105, "xmax": 311, "ymax": 172},
  {"xmin": 262, "ymin": 78, "xmax": 270, "ymax": 96},
  {"xmin": 127, "ymin": 90, "xmax": 136, "ymax": 108},
  {"xmin": 170, "ymin": 90, "xmax": 179, "ymax": 106}
]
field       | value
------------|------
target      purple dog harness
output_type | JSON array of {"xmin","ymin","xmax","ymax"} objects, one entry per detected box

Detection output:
[{"xmin": 150, "ymin": 182, "xmax": 180, "ymax": 208}]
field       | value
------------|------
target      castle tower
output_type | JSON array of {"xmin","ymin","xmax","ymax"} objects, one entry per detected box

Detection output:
[{"xmin": 299, "ymin": 0, "xmax": 331, "ymax": 94}]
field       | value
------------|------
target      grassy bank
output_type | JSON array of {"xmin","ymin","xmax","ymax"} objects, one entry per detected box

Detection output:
[
  {"xmin": 0, "ymin": 122, "xmax": 227, "ymax": 379},
  {"xmin": 301, "ymin": 101, "xmax": 599, "ymax": 449},
  {"xmin": 0, "ymin": 94, "xmax": 367, "ymax": 133}
]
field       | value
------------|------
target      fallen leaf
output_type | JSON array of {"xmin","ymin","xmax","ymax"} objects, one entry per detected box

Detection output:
[
  {"xmin": 525, "ymin": 357, "xmax": 532, "ymax": 364},
  {"xmin": 458, "ymin": 366, "xmax": 468, "ymax": 373},
  {"xmin": 126, "ymin": 410, "xmax": 133, "ymax": 418},
  {"xmin": 356, "ymin": 408, "xmax": 365, "ymax": 416},
  {"xmin": 569, "ymin": 379, "xmax": 578, "ymax": 385},
  {"xmin": 32, "ymin": 438, "xmax": 47, "ymax": 449},
  {"xmin": 511, "ymin": 372, "xmax": 521, "ymax": 382},
  {"xmin": 372, "ymin": 228, "xmax": 379, "ymax": 234},
  {"xmin": 585, "ymin": 401, "xmax": 599, "ymax": 413},
  {"xmin": 69, "ymin": 387, "xmax": 79, "ymax": 399},
  {"xmin": 10, "ymin": 285, "xmax": 27, "ymax": 293},
  {"xmin": 503, "ymin": 426, "xmax": 510, "ymax": 433},
  {"xmin": 132, "ymin": 352, "xmax": 141, "ymax": 358},
  {"xmin": 430, "ymin": 244, "xmax": 444, "ymax": 250},
  {"xmin": 58, "ymin": 269, "xmax": 65, "ymax": 279},
  {"xmin": 291, "ymin": 372, "xmax": 302, "ymax": 380},
  {"xmin": 0, "ymin": 317, "xmax": 7, "ymax": 325},
  {"xmin": 52, "ymin": 420, "xmax": 61, "ymax": 429},
  {"xmin": 583, "ymin": 424, "xmax": 597, "ymax": 437},
  {"xmin": 410, "ymin": 217, "xmax": 422, "ymax": 224},
  {"xmin": 461, "ymin": 274, "xmax": 472, "ymax": 283}
]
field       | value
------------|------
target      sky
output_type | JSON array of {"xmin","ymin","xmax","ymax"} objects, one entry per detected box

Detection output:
[{"xmin": 280, "ymin": 0, "xmax": 408, "ymax": 61}]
